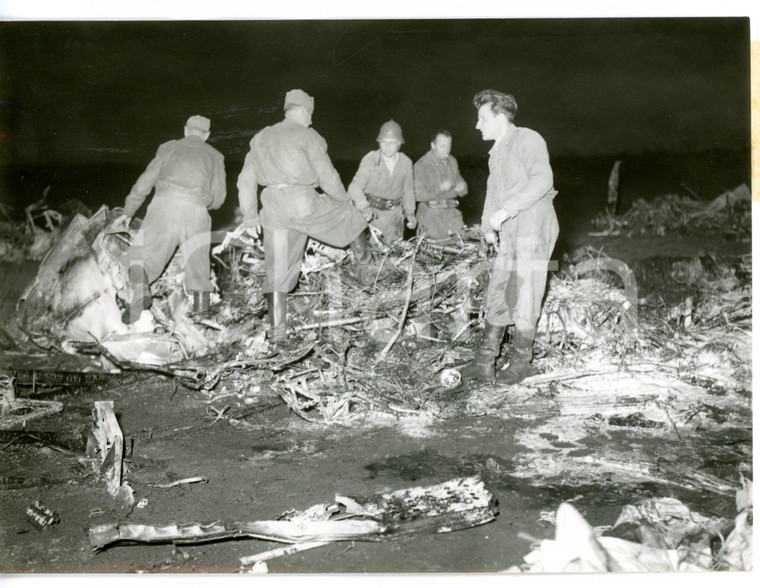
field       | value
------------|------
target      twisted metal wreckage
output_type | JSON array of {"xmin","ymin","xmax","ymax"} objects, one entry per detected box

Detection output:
[{"xmin": 1, "ymin": 195, "xmax": 753, "ymax": 571}]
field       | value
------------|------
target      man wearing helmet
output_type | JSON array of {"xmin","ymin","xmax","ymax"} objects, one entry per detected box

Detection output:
[
  {"xmin": 461, "ymin": 90, "xmax": 559, "ymax": 386},
  {"xmin": 348, "ymin": 120, "xmax": 417, "ymax": 243},
  {"xmin": 413, "ymin": 130, "xmax": 468, "ymax": 240},
  {"xmin": 236, "ymin": 89, "xmax": 373, "ymax": 345}
]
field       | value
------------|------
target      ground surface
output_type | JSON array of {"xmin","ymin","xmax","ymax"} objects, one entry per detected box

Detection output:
[{"xmin": 0, "ymin": 192, "xmax": 752, "ymax": 575}]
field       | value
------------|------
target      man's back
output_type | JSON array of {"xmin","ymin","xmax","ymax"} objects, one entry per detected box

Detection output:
[
  {"xmin": 251, "ymin": 120, "xmax": 322, "ymax": 187},
  {"xmin": 158, "ymin": 136, "xmax": 223, "ymax": 196}
]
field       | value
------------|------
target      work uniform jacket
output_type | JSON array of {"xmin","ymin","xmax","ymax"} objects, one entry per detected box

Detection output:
[
  {"xmin": 236, "ymin": 119, "xmax": 366, "ymax": 293},
  {"xmin": 348, "ymin": 150, "xmax": 415, "ymax": 243},
  {"xmin": 124, "ymin": 135, "xmax": 226, "ymax": 292},
  {"xmin": 413, "ymin": 149, "xmax": 468, "ymax": 239},
  {"xmin": 481, "ymin": 123, "xmax": 559, "ymax": 339}
]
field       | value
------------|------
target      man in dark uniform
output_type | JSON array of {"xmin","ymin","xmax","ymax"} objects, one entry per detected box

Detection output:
[
  {"xmin": 119, "ymin": 114, "xmax": 226, "ymax": 324},
  {"xmin": 348, "ymin": 120, "xmax": 417, "ymax": 243},
  {"xmin": 236, "ymin": 89, "xmax": 372, "ymax": 344},
  {"xmin": 414, "ymin": 130, "xmax": 468, "ymax": 239}
]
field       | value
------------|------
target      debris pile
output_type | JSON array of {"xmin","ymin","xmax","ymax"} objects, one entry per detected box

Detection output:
[
  {"xmin": 471, "ymin": 251, "xmax": 751, "ymax": 502},
  {"xmin": 510, "ymin": 475, "xmax": 752, "ymax": 572},
  {"xmin": 0, "ymin": 194, "xmax": 92, "ymax": 263},
  {"xmin": 16, "ymin": 205, "xmax": 215, "ymax": 366},
  {"xmin": 10, "ymin": 206, "xmax": 752, "ymax": 433},
  {"xmin": 590, "ymin": 183, "xmax": 750, "ymax": 241}
]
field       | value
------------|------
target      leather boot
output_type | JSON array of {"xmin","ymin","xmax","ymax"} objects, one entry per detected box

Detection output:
[
  {"xmin": 265, "ymin": 292, "xmax": 288, "ymax": 343},
  {"xmin": 191, "ymin": 291, "xmax": 210, "ymax": 318},
  {"xmin": 121, "ymin": 264, "xmax": 152, "ymax": 324},
  {"xmin": 348, "ymin": 232, "xmax": 373, "ymax": 286},
  {"xmin": 459, "ymin": 323, "xmax": 506, "ymax": 382},
  {"xmin": 496, "ymin": 331, "xmax": 535, "ymax": 385}
]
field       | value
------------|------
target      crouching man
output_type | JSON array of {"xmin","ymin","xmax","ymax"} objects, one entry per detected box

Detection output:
[
  {"xmin": 461, "ymin": 90, "xmax": 559, "ymax": 385},
  {"xmin": 236, "ymin": 89, "xmax": 372, "ymax": 345},
  {"xmin": 119, "ymin": 115, "xmax": 226, "ymax": 324}
]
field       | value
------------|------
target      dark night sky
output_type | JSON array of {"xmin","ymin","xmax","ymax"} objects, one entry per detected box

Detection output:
[{"xmin": 0, "ymin": 18, "xmax": 752, "ymax": 169}]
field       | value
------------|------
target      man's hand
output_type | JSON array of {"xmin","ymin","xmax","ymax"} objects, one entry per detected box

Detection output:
[
  {"xmin": 242, "ymin": 218, "xmax": 262, "ymax": 239},
  {"xmin": 406, "ymin": 215, "xmax": 417, "ymax": 229},
  {"xmin": 439, "ymin": 180, "xmax": 453, "ymax": 192},
  {"xmin": 455, "ymin": 179, "xmax": 466, "ymax": 193},
  {"xmin": 361, "ymin": 207, "xmax": 374, "ymax": 222},
  {"xmin": 488, "ymin": 208, "xmax": 512, "ymax": 231},
  {"xmin": 483, "ymin": 229, "xmax": 498, "ymax": 245}
]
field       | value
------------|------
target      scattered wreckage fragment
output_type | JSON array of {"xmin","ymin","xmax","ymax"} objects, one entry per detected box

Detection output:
[
  {"xmin": 16, "ymin": 205, "xmax": 215, "ymax": 367},
  {"xmin": 85, "ymin": 400, "xmax": 133, "ymax": 503},
  {"xmin": 0, "ymin": 370, "xmax": 64, "ymax": 430},
  {"xmin": 509, "ymin": 474, "xmax": 753, "ymax": 572},
  {"xmin": 88, "ymin": 476, "xmax": 498, "ymax": 559}
]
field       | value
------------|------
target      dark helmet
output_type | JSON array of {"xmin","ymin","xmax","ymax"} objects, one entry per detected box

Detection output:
[{"xmin": 377, "ymin": 119, "xmax": 404, "ymax": 143}]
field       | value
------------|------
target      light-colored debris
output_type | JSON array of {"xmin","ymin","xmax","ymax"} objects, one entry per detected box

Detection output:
[
  {"xmin": 510, "ymin": 478, "xmax": 752, "ymax": 572},
  {"xmin": 86, "ymin": 400, "xmax": 131, "ymax": 501},
  {"xmin": 153, "ymin": 476, "xmax": 208, "ymax": 489},
  {"xmin": 88, "ymin": 476, "xmax": 497, "ymax": 552},
  {"xmin": 240, "ymin": 541, "xmax": 330, "ymax": 567},
  {"xmin": 25, "ymin": 500, "xmax": 61, "ymax": 531}
]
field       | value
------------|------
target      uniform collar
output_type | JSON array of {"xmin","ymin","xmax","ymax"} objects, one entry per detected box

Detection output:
[{"xmin": 380, "ymin": 151, "xmax": 399, "ymax": 165}]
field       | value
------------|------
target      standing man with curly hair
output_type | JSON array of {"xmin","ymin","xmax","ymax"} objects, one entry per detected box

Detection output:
[{"xmin": 461, "ymin": 90, "xmax": 559, "ymax": 385}]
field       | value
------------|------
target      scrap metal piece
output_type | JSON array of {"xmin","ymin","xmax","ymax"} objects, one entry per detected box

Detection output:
[
  {"xmin": 87, "ymin": 401, "xmax": 123, "ymax": 497},
  {"xmin": 26, "ymin": 500, "xmax": 61, "ymax": 531},
  {"xmin": 239, "ymin": 541, "xmax": 330, "ymax": 567},
  {"xmin": 89, "ymin": 519, "xmax": 386, "ymax": 551},
  {"xmin": 0, "ymin": 370, "xmax": 64, "ymax": 430},
  {"xmin": 88, "ymin": 476, "xmax": 497, "ymax": 551},
  {"xmin": 336, "ymin": 475, "xmax": 498, "ymax": 536},
  {"xmin": 154, "ymin": 477, "xmax": 208, "ymax": 489}
]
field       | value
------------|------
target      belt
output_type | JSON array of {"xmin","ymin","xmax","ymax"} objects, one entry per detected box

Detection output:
[
  {"xmin": 426, "ymin": 198, "xmax": 458, "ymax": 209},
  {"xmin": 367, "ymin": 195, "xmax": 401, "ymax": 210},
  {"xmin": 155, "ymin": 189, "xmax": 208, "ymax": 207}
]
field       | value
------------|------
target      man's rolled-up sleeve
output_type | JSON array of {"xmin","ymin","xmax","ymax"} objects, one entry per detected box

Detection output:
[
  {"xmin": 309, "ymin": 134, "xmax": 350, "ymax": 202},
  {"xmin": 348, "ymin": 155, "xmax": 372, "ymax": 212},
  {"xmin": 236, "ymin": 143, "xmax": 260, "ymax": 224},
  {"xmin": 123, "ymin": 145, "xmax": 165, "ymax": 217}
]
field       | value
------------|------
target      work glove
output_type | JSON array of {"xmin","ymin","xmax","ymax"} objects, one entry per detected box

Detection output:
[
  {"xmin": 361, "ymin": 207, "xmax": 374, "ymax": 222},
  {"xmin": 488, "ymin": 208, "xmax": 512, "ymax": 231},
  {"xmin": 406, "ymin": 215, "xmax": 417, "ymax": 230},
  {"xmin": 242, "ymin": 217, "xmax": 262, "ymax": 239}
]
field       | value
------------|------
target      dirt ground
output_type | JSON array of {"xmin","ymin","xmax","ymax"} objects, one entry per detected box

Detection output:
[{"xmin": 0, "ymin": 221, "xmax": 752, "ymax": 574}]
